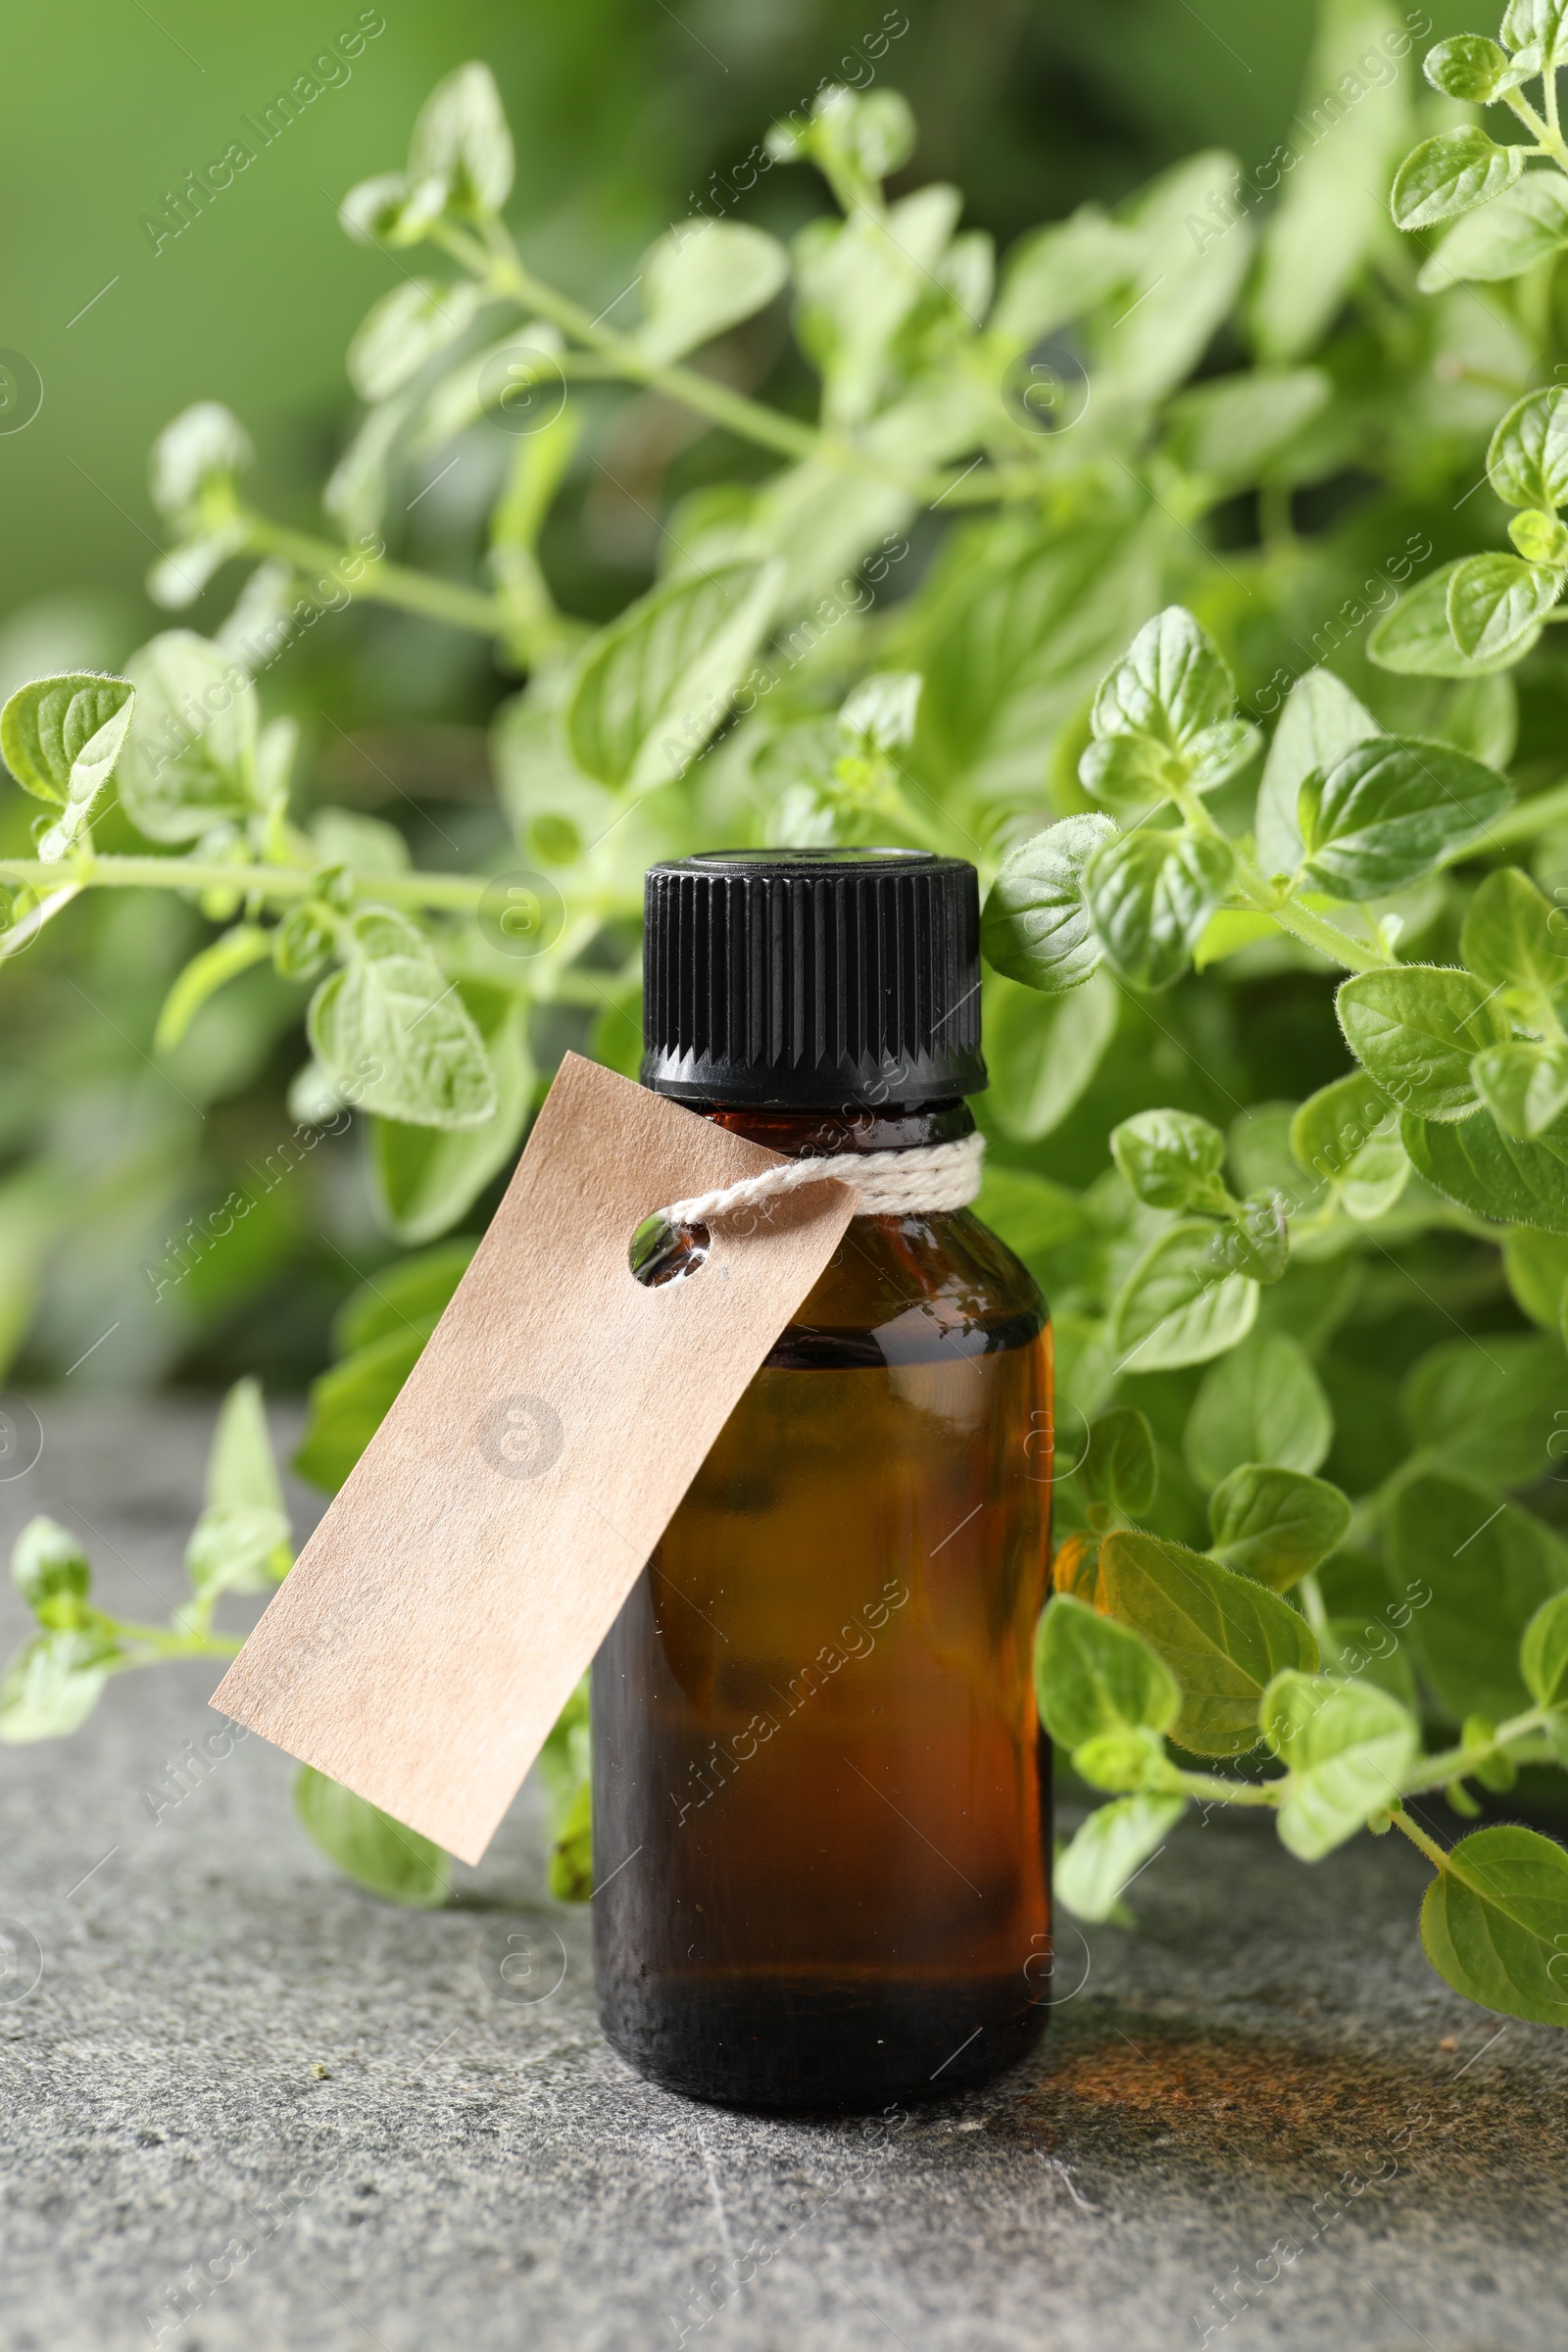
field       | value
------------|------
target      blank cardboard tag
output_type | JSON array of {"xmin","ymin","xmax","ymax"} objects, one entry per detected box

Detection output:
[{"xmin": 211, "ymin": 1053, "xmax": 856, "ymax": 1864}]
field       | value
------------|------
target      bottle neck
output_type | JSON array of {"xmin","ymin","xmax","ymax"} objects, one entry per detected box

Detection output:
[{"xmin": 685, "ymin": 1099, "xmax": 974, "ymax": 1158}]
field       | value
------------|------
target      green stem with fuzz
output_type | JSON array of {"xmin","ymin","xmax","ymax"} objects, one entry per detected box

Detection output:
[
  {"xmin": 241, "ymin": 518, "xmax": 508, "ymax": 637},
  {"xmin": 0, "ymin": 854, "xmax": 494, "ymax": 915}
]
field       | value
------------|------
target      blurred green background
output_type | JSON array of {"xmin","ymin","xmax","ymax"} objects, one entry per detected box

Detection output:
[
  {"xmin": 3, "ymin": 0, "xmax": 1447, "ymax": 643},
  {"xmin": 0, "ymin": 0, "xmax": 1476, "ymax": 1397}
]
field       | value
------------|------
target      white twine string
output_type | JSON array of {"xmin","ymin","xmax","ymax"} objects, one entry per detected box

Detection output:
[{"xmin": 654, "ymin": 1131, "xmax": 986, "ymax": 1230}]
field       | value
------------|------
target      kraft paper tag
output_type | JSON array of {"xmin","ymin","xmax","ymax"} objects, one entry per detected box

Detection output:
[{"xmin": 212, "ymin": 1053, "xmax": 857, "ymax": 1864}]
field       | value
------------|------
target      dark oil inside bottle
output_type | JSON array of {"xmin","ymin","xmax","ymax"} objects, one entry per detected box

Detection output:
[{"xmin": 592, "ymin": 1102, "xmax": 1054, "ymax": 2113}]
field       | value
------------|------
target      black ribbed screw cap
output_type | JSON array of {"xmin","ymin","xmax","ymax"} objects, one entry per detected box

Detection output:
[{"xmin": 641, "ymin": 848, "xmax": 987, "ymax": 1108}]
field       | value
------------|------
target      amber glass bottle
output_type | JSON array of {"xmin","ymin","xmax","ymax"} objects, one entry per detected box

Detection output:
[{"xmin": 592, "ymin": 849, "xmax": 1053, "ymax": 2112}]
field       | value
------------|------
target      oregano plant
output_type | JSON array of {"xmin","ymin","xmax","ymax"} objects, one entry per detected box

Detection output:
[{"xmin": 3, "ymin": 31, "xmax": 1568, "ymax": 2027}]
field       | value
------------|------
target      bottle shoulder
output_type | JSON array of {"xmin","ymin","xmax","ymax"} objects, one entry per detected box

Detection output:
[{"xmin": 768, "ymin": 1208, "xmax": 1046, "ymax": 1370}]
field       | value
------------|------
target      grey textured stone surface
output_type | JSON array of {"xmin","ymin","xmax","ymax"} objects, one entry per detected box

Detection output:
[{"xmin": 1, "ymin": 1396, "xmax": 1565, "ymax": 2352}]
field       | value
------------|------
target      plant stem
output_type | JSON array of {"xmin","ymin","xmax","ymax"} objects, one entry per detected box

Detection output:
[
  {"xmin": 109, "ymin": 1627, "xmax": 244, "ymax": 1663},
  {"xmin": 1504, "ymin": 86, "xmax": 1566, "ymax": 166},
  {"xmin": 1390, "ymin": 1805, "xmax": 1449, "ymax": 1871},
  {"xmin": 0, "ymin": 854, "xmax": 493, "ymax": 915},
  {"xmin": 241, "ymin": 518, "xmax": 508, "ymax": 637},
  {"xmin": 1396, "ymin": 1707, "xmax": 1549, "ymax": 1798},
  {"xmin": 1230, "ymin": 852, "xmax": 1391, "ymax": 972},
  {"xmin": 1168, "ymin": 1768, "xmax": 1281, "ymax": 1808},
  {"xmin": 462, "ymin": 227, "xmax": 820, "ymax": 464}
]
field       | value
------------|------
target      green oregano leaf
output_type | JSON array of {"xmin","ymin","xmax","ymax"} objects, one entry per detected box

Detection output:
[
  {"xmin": 1035, "ymin": 1592, "xmax": 1183, "ymax": 1751},
  {"xmin": 1084, "ymin": 826, "xmax": 1236, "ymax": 991},
  {"xmin": 1262, "ymin": 1672, "xmax": 1419, "ymax": 1860},
  {"xmin": 1054, "ymin": 1792, "xmax": 1188, "ymax": 1924},
  {"xmin": 1419, "ymin": 1824, "xmax": 1568, "ymax": 2028},
  {"xmin": 0, "ymin": 674, "xmax": 136, "ymax": 859},
  {"xmin": 294, "ymin": 1764, "xmax": 451, "ymax": 1907},
  {"xmin": 1391, "ymin": 129, "xmax": 1525, "ymax": 232},
  {"xmin": 1336, "ymin": 967, "xmax": 1511, "ymax": 1122},
  {"xmin": 1207, "ymin": 1464, "xmax": 1352, "ymax": 1592},
  {"xmin": 980, "ymin": 814, "xmax": 1115, "ymax": 994},
  {"xmin": 1110, "ymin": 1107, "xmax": 1227, "ymax": 1211},
  {"xmin": 1092, "ymin": 1529, "xmax": 1319, "ymax": 1758},
  {"xmin": 307, "ymin": 907, "xmax": 497, "ymax": 1131},
  {"xmin": 1298, "ymin": 739, "xmax": 1511, "ymax": 901},
  {"xmin": 1446, "ymin": 553, "xmax": 1564, "ymax": 662}
]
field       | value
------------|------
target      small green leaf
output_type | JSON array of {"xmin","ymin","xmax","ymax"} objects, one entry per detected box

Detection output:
[
  {"xmin": 839, "ymin": 671, "xmax": 921, "ymax": 751},
  {"xmin": 1446, "ymin": 553, "xmax": 1564, "ymax": 662},
  {"xmin": 154, "ymin": 925, "xmax": 272, "ymax": 1054},
  {"xmin": 347, "ymin": 279, "xmax": 484, "ymax": 402},
  {"xmin": 339, "ymin": 172, "xmax": 451, "ymax": 250},
  {"xmin": 1368, "ymin": 562, "xmax": 1528, "ymax": 678},
  {"xmin": 1094, "ymin": 1529, "xmax": 1319, "ymax": 1758},
  {"xmin": 1461, "ymin": 866, "xmax": 1567, "ymax": 1004},
  {"xmin": 1112, "ymin": 1220, "xmax": 1258, "ymax": 1371},
  {"xmin": 1391, "ymin": 129, "xmax": 1525, "ymax": 232},
  {"xmin": 1035, "ymin": 1592, "xmax": 1182, "ymax": 1750},
  {"xmin": 370, "ymin": 984, "xmax": 532, "ymax": 1244},
  {"xmin": 1255, "ymin": 667, "xmax": 1379, "ymax": 880},
  {"xmin": 308, "ymin": 908, "xmax": 497, "ymax": 1131},
  {"xmin": 1291, "ymin": 1072, "xmax": 1409, "ymax": 1222},
  {"xmin": 1207, "ymin": 1193, "xmax": 1288, "ymax": 1285},
  {"xmin": 1472, "ymin": 1040, "xmax": 1568, "ymax": 1139},
  {"xmin": 1509, "ymin": 509, "xmax": 1568, "ymax": 564},
  {"xmin": 1110, "ymin": 1107, "xmax": 1227, "ymax": 1211},
  {"xmin": 0, "ymin": 1629, "xmax": 117, "ymax": 1743},
  {"xmin": 1337, "ymin": 966, "xmax": 1511, "ymax": 1123},
  {"xmin": 567, "ymin": 558, "xmax": 781, "ymax": 792},
  {"xmin": 149, "ymin": 402, "xmax": 252, "ymax": 525},
  {"xmin": 1054, "ymin": 1792, "xmax": 1188, "ymax": 1923},
  {"xmin": 294, "ymin": 1764, "xmax": 451, "ymax": 1906},
  {"xmin": 1418, "ymin": 172, "xmax": 1568, "ymax": 289},
  {"xmin": 1423, "ymin": 33, "xmax": 1519, "ymax": 100},
  {"xmin": 1401, "ymin": 1332, "xmax": 1568, "ymax": 1492},
  {"xmin": 119, "ymin": 632, "xmax": 259, "ymax": 844},
  {"xmin": 1401, "ymin": 1104, "xmax": 1568, "ymax": 1232},
  {"xmin": 1262, "ymin": 1671, "xmax": 1419, "ymax": 1860},
  {"xmin": 1067, "ymin": 1724, "xmax": 1178, "ymax": 1794},
  {"xmin": 184, "ymin": 1377, "xmax": 292, "ymax": 1598},
  {"xmin": 1491, "ymin": 389, "xmax": 1568, "ymax": 514},
  {"xmin": 1420, "ymin": 1824, "xmax": 1568, "ymax": 2028},
  {"xmin": 1082, "ymin": 1406, "xmax": 1158, "ymax": 1522},
  {"xmin": 1501, "ymin": 0, "xmax": 1568, "ymax": 58},
  {"xmin": 983, "ymin": 969, "xmax": 1118, "ymax": 1140},
  {"xmin": 1090, "ymin": 606, "xmax": 1235, "ymax": 751},
  {"xmin": 1388, "ymin": 1473, "xmax": 1568, "ymax": 1721},
  {"xmin": 334, "ymin": 1239, "xmax": 475, "ymax": 1354},
  {"xmin": 980, "ymin": 815, "xmax": 1116, "ymax": 994},
  {"xmin": 1298, "ymin": 739, "xmax": 1511, "ymax": 902},
  {"xmin": 635, "ymin": 220, "xmax": 790, "ymax": 366},
  {"xmin": 296, "ymin": 1322, "xmax": 433, "ymax": 1494},
  {"xmin": 1520, "ymin": 1589, "xmax": 1568, "ymax": 1707},
  {"xmin": 1185, "ymin": 1331, "xmax": 1333, "ymax": 1490},
  {"xmin": 0, "ymin": 674, "xmax": 135, "ymax": 829},
  {"xmin": 1207, "ymin": 1465, "xmax": 1352, "ymax": 1592},
  {"xmin": 11, "ymin": 1517, "xmax": 90, "ymax": 1613},
  {"xmin": 1078, "ymin": 731, "xmax": 1185, "ymax": 814},
  {"xmin": 1502, "ymin": 1225, "xmax": 1568, "ymax": 1328},
  {"xmin": 407, "ymin": 61, "xmax": 514, "ymax": 215},
  {"xmin": 1085, "ymin": 826, "xmax": 1236, "ymax": 992}
]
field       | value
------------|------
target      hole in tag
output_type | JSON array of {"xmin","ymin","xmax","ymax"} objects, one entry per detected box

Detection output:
[{"xmin": 629, "ymin": 1215, "xmax": 710, "ymax": 1289}]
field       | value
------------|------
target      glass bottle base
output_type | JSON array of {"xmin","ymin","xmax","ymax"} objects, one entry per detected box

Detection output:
[{"xmin": 598, "ymin": 1973, "xmax": 1048, "ymax": 2113}]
